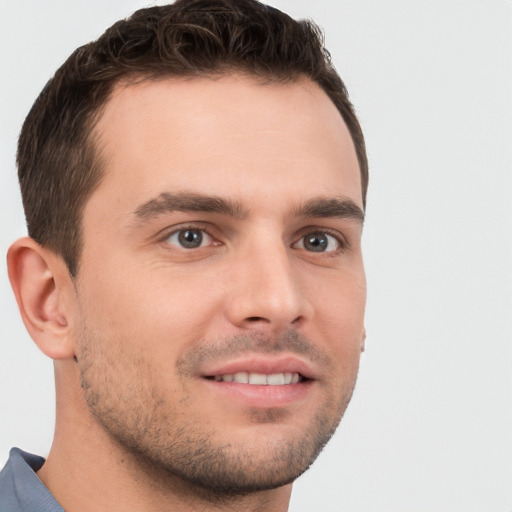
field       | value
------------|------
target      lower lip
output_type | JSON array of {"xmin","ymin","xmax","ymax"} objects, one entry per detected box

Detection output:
[{"xmin": 203, "ymin": 379, "xmax": 313, "ymax": 408}]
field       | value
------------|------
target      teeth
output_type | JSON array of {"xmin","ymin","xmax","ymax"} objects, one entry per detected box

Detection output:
[
  {"xmin": 249, "ymin": 373, "xmax": 267, "ymax": 385},
  {"xmin": 212, "ymin": 372, "xmax": 302, "ymax": 385},
  {"xmin": 267, "ymin": 373, "xmax": 285, "ymax": 385},
  {"xmin": 234, "ymin": 371, "xmax": 249, "ymax": 384}
]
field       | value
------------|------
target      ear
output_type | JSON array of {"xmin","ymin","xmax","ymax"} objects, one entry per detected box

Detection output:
[
  {"xmin": 7, "ymin": 237, "xmax": 76, "ymax": 360},
  {"xmin": 360, "ymin": 327, "xmax": 366, "ymax": 353}
]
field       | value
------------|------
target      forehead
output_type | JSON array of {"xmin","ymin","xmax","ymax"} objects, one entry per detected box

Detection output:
[{"xmin": 89, "ymin": 75, "xmax": 362, "ymax": 217}]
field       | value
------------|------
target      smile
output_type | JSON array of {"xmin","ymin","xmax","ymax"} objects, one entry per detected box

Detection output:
[
  {"xmin": 207, "ymin": 372, "xmax": 302, "ymax": 385},
  {"xmin": 199, "ymin": 356, "xmax": 316, "ymax": 407}
]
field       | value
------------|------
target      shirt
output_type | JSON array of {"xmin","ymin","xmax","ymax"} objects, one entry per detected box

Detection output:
[{"xmin": 0, "ymin": 448, "xmax": 63, "ymax": 512}]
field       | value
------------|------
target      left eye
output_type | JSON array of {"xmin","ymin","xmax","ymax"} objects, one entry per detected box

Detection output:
[
  {"xmin": 294, "ymin": 232, "xmax": 341, "ymax": 253},
  {"xmin": 166, "ymin": 229, "xmax": 213, "ymax": 249}
]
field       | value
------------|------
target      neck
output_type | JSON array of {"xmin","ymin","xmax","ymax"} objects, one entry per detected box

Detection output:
[{"xmin": 37, "ymin": 361, "xmax": 292, "ymax": 512}]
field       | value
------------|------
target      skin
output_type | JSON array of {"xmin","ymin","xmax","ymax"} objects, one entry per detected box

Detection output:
[{"xmin": 8, "ymin": 75, "xmax": 366, "ymax": 512}]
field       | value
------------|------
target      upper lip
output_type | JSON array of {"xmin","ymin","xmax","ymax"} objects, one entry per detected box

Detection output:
[{"xmin": 200, "ymin": 355, "xmax": 317, "ymax": 380}]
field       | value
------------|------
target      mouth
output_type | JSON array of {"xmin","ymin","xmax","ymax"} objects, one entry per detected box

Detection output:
[
  {"xmin": 200, "ymin": 357, "xmax": 315, "ymax": 408},
  {"xmin": 205, "ymin": 372, "xmax": 305, "ymax": 385}
]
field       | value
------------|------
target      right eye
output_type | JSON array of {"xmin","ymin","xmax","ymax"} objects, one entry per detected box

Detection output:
[{"xmin": 165, "ymin": 228, "xmax": 213, "ymax": 249}]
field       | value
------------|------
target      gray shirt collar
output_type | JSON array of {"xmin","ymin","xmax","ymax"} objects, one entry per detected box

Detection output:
[{"xmin": 0, "ymin": 448, "xmax": 63, "ymax": 512}]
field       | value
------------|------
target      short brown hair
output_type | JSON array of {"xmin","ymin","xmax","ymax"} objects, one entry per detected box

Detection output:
[{"xmin": 17, "ymin": 0, "xmax": 368, "ymax": 276}]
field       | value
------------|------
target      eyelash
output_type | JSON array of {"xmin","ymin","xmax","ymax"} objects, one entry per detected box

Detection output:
[
  {"xmin": 159, "ymin": 224, "xmax": 348, "ymax": 254},
  {"xmin": 159, "ymin": 223, "xmax": 217, "ymax": 249},
  {"xmin": 293, "ymin": 228, "xmax": 348, "ymax": 254}
]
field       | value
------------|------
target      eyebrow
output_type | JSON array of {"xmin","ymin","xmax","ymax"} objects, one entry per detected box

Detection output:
[
  {"xmin": 132, "ymin": 192, "xmax": 364, "ymax": 225},
  {"xmin": 133, "ymin": 192, "xmax": 249, "ymax": 220},
  {"xmin": 295, "ymin": 197, "xmax": 365, "ymax": 224}
]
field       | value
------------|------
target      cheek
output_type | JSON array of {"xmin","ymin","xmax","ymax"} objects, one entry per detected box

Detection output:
[
  {"xmin": 75, "ymin": 257, "xmax": 225, "ymax": 360},
  {"xmin": 306, "ymin": 268, "xmax": 366, "ymax": 368},
  {"xmin": 310, "ymin": 265, "xmax": 366, "ymax": 328}
]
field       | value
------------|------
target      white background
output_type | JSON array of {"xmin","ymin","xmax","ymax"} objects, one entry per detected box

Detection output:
[{"xmin": 1, "ymin": 1, "xmax": 511, "ymax": 511}]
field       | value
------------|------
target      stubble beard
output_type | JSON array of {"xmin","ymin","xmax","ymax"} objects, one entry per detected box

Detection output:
[{"xmin": 76, "ymin": 324, "xmax": 358, "ymax": 499}]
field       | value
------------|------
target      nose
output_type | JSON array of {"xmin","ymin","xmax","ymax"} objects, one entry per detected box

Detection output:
[{"xmin": 225, "ymin": 237, "xmax": 313, "ymax": 333}]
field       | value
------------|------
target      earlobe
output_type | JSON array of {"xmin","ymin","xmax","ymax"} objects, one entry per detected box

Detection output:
[{"xmin": 7, "ymin": 237, "xmax": 76, "ymax": 360}]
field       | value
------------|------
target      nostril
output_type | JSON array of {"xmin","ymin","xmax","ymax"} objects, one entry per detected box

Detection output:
[
  {"xmin": 246, "ymin": 316, "xmax": 268, "ymax": 322},
  {"xmin": 291, "ymin": 315, "xmax": 302, "ymax": 325},
  {"xmin": 244, "ymin": 315, "xmax": 303, "ymax": 326}
]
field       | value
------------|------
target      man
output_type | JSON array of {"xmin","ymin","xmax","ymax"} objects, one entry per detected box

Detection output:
[{"xmin": 1, "ymin": 0, "xmax": 368, "ymax": 510}]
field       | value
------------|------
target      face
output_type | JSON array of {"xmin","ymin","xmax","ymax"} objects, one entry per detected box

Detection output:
[{"xmin": 72, "ymin": 75, "xmax": 366, "ymax": 495}]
